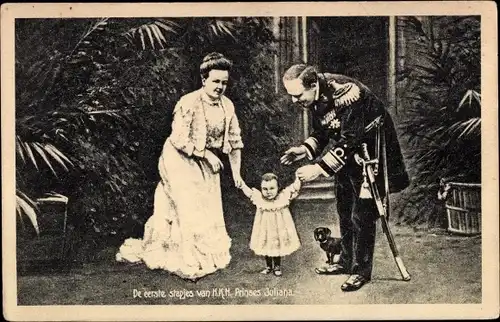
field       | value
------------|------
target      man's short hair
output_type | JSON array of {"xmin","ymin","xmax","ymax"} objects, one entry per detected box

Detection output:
[{"xmin": 283, "ymin": 64, "xmax": 318, "ymax": 89}]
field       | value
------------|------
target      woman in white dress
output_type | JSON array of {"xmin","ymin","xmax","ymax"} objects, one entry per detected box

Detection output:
[{"xmin": 116, "ymin": 52, "xmax": 244, "ymax": 281}]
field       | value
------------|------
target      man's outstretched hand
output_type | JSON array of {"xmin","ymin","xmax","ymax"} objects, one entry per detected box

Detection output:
[{"xmin": 280, "ymin": 146, "xmax": 308, "ymax": 165}]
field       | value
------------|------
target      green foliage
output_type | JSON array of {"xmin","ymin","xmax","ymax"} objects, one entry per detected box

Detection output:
[
  {"xmin": 16, "ymin": 190, "xmax": 40, "ymax": 235},
  {"xmin": 127, "ymin": 17, "xmax": 294, "ymax": 185},
  {"xmin": 395, "ymin": 16, "xmax": 481, "ymax": 226},
  {"xmin": 16, "ymin": 17, "xmax": 291, "ymax": 255}
]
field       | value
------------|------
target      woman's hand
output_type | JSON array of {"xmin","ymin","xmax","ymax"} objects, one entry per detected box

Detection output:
[
  {"xmin": 232, "ymin": 173, "xmax": 243, "ymax": 189},
  {"xmin": 204, "ymin": 150, "xmax": 224, "ymax": 173},
  {"xmin": 228, "ymin": 149, "xmax": 242, "ymax": 188},
  {"xmin": 280, "ymin": 146, "xmax": 308, "ymax": 165}
]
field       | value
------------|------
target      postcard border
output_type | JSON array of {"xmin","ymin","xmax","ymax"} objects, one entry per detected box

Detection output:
[{"xmin": 2, "ymin": 2, "xmax": 498, "ymax": 321}]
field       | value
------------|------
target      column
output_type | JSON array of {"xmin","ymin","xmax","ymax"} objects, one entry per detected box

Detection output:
[
  {"xmin": 273, "ymin": 17, "xmax": 281, "ymax": 94},
  {"xmin": 301, "ymin": 16, "xmax": 310, "ymax": 139},
  {"xmin": 388, "ymin": 16, "xmax": 397, "ymax": 115}
]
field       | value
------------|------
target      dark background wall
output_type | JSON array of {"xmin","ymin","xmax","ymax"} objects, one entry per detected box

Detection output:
[{"xmin": 314, "ymin": 17, "xmax": 389, "ymax": 104}]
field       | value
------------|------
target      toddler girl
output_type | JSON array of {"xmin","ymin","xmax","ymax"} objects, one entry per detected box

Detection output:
[{"xmin": 240, "ymin": 173, "xmax": 302, "ymax": 276}]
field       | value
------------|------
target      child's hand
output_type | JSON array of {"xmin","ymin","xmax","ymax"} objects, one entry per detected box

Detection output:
[
  {"xmin": 295, "ymin": 170, "xmax": 304, "ymax": 181},
  {"xmin": 293, "ymin": 173, "xmax": 302, "ymax": 188}
]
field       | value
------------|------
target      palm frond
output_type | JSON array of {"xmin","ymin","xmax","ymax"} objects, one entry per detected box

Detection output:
[
  {"xmin": 16, "ymin": 190, "xmax": 40, "ymax": 235},
  {"xmin": 215, "ymin": 20, "xmax": 236, "ymax": 40},
  {"xmin": 126, "ymin": 19, "xmax": 179, "ymax": 50},
  {"xmin": 154, "ymin": 21, "xmax": 176, "ymax": 33},
  {"xmin": 16, "ymin": 136, "xmax": 26, "ymax": 164},
  {"xmin": 209, "ymin": 24, "xmax": 218, "ymax": 37},
  {"xmin": 44, "ymin": 144, "xmax": 73, "ymax": 170},
  {"xmin": 458, "ymin": 89, "xmax": 481, "ymax": 111},
  {"xmin": 16, "ymin": 137, "xmax": 73, "ymax": 175},
  {"xmin": 31, "ymin": 142, "xmax": 57, "ymax": 176},
  {"xmin": 398, "ymin": 16, "xmax": 481, "ymax": 194},
  {"xmin": 70, "ymin": 18, "xmax": 109, "ymax": 56},
  {"xmin": 156, "ymin": 18, "xmax": 181, "ymax": 31},
  {"xmin": 22, "ymin": 141, "xmax": 38, "ymax": 170},
  {"xmin": 144, "ymin": 24, "xmax": 155, "ymax": 49},
  {"xmin": 138, "ymin": 27, "xmax": 146, "ymax": 50},
  {"xmin": 150, "ymin": 24, "xmax": 166, "ymax": 49},
  {"xmin": 37, "ymin": 192, "xmax": 69, "ymax": 204},
  {"xmin": 447, "ymin": 117, "xmax": 481, "ymax": 139}
]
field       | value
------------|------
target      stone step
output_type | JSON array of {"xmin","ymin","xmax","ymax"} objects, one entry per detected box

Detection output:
[
  {"xmin": 296, "ymin": 190, "xmax": 336, "ymax": 200},
  {"xmin": 297, "ymin": 179, "xmax": 336, "ymax": 200},
  {"xmin": 301, "ymin": 181, "xmax": 336, "ymax": 189}
]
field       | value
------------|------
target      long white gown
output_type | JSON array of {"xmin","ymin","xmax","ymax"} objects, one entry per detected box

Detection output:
[{"xmin": 116, "ymin": 93, "xmax": 240, "ymax": 280}]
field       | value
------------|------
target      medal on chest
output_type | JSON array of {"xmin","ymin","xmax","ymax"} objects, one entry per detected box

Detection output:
[{"xmin": 320, "ymin": 110, "xmax": 341, "ymax": 130}]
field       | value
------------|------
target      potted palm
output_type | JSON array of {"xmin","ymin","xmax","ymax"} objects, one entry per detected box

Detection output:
[{"xmin": 395, "ymin": 16, "xmax": 481, "ymax": 232}]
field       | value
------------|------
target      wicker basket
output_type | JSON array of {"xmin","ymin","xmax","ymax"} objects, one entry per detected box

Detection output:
[{"xmin": 444, "ymin": 182, "xmax": 481, "ymax": 235}]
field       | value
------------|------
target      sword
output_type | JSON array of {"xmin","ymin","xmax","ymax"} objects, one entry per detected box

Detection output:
[{"xmin": 356, "ymin": 117, "xmax": 411, "ymax": 282}]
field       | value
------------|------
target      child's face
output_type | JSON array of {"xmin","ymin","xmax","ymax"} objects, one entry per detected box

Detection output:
[{"xmin": 261, "ymin": 179, "xmax": 279, "ymax": 200}]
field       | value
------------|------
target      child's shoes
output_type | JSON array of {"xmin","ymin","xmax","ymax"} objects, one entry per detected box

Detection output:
[
  {"xmin": 260, "ymin": 266, "xmax": 282, "ymax": 276},
  {"xmin": 260, "ymin": 267, "xmax": 273, "ymax": 274}
]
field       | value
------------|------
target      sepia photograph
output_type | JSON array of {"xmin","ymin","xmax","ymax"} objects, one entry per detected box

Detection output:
[{"xmin": 2, "ymin": 2, "xmax": 498, "ymax": 321}]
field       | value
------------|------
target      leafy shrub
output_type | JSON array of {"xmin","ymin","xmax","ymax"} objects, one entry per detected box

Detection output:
[
  {"xmin": 16, "ymin": 17, "xmax": 293, "ymax": 258},
  {"xmin": 395, "ymin": 16, "xmax": 481, "ymax": 227}
]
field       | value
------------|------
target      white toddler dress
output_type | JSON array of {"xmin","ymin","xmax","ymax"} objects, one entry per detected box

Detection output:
[{"xmin": 246, "ymin": 180, "xmax": 301, "ymax": 257}]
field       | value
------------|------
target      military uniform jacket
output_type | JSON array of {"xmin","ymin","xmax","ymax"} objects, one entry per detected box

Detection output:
[{"xmin": 302, "ymin": 73, "xmax": 409, "ymax": 193}]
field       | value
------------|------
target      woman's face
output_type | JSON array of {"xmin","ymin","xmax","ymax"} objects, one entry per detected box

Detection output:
[{"xmin": 203, "ymin": 69, "xmax": 229, "ymax": 99}]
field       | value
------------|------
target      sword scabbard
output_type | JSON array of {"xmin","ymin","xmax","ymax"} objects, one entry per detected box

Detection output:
[{"xmin": 360, "ymin": 129, "xmax": 411, "ymax": 282}]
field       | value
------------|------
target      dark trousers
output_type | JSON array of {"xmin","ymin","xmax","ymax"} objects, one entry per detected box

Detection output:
[{"xmin": 336, "ymin": 170, "xmax": 378, "ymax": 279}]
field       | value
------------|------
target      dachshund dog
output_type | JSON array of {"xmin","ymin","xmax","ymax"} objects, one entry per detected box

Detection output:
[{"xmin": 314, "ymin": 227, "xmax": 342, "ymax": 265}]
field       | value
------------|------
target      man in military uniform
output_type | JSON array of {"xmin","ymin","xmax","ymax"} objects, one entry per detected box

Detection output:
[{"xmin": 280, "ymin": 64, "xmax": 409, "ymax": 292}]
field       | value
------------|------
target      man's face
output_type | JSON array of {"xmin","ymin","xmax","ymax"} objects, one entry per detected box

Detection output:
[
  {"xmin": 284, "ymin": 78, "xmax": 317, "ymax": 108},
  {"xmin": 261, "ymin": 179, "xmax": 279, "ymax": 200}
]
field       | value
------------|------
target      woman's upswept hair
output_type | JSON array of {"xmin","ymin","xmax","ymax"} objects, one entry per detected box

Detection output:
[
  {"xmin": 283, "ymin": 64, "xmax": 318, "ymax": 89},
  {"xmin": 200, "ymin": 52, "xmax": 233, "ymax": 79}
]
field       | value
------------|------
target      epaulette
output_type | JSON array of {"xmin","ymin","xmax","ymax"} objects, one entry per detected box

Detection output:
[{"xmin": 328, "ymin": 80, "xmax": 361, "ymax": 108}]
